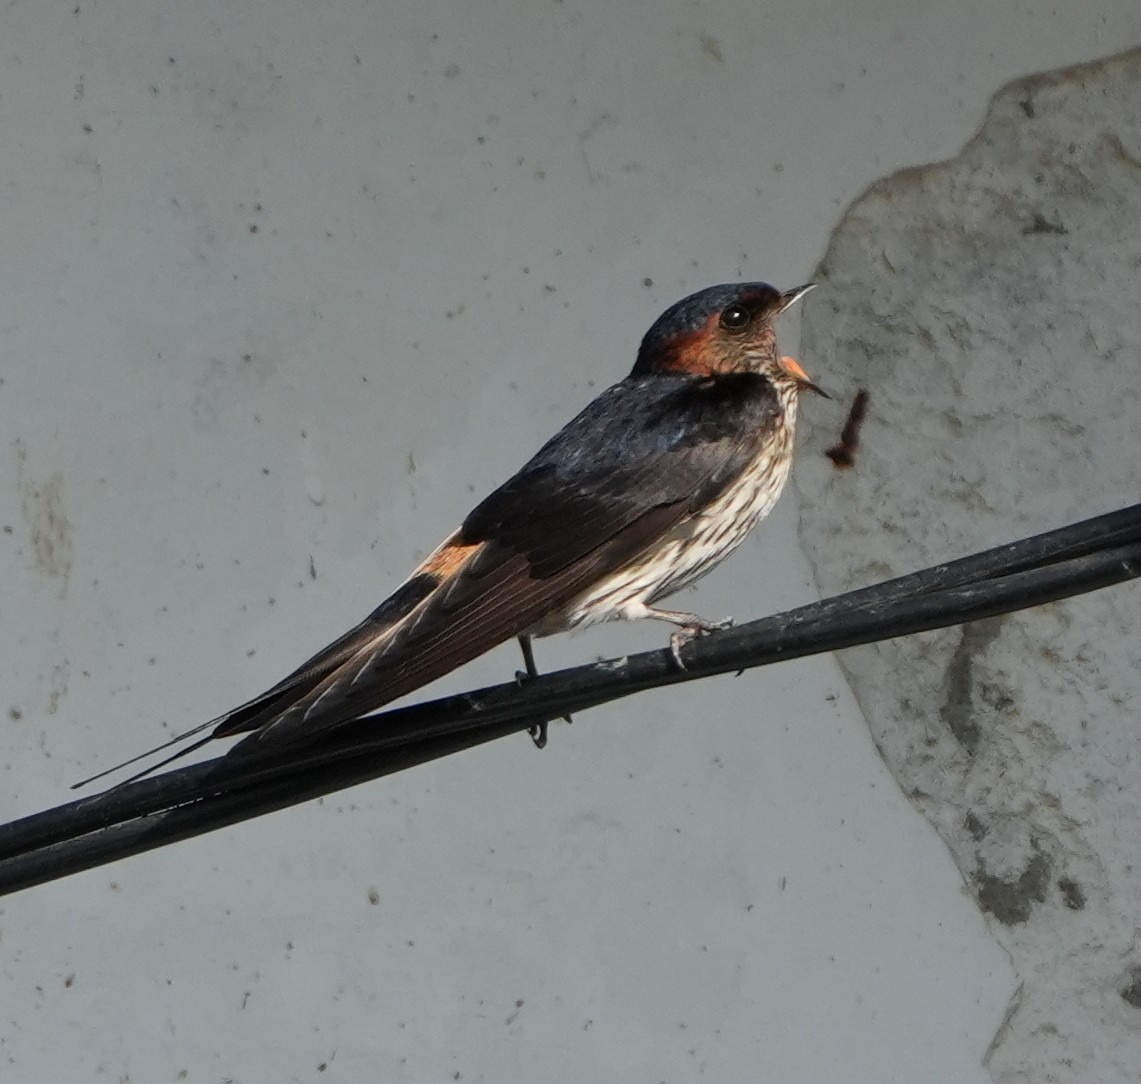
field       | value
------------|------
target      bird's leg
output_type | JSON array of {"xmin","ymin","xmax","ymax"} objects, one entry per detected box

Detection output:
[
  {"xmin": 642, "ymin": 607, "xmax": 735, "ymax": 670},
  {"xmin": 515, "ymin": 634, "xmax": 573, "ymax": 749},
  {"xmin": 516, "ymin": 633, "xmax": 539, "ymax": 683}
]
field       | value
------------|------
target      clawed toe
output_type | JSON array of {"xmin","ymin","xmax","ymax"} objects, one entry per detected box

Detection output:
[
  {"xmin": 517, "ymin": 668, "xmax": 550, "ymax": 748},
  {"xmin": 516, "ymin": 636, "xmax": 570, "ymax": 750},
  {"xmin": 669, "ymin": 629, "xmax": 693, "ymax": 670},
  {"xmin": 669, "ymin": 616, "xmax": 734, "ymax": 670}
]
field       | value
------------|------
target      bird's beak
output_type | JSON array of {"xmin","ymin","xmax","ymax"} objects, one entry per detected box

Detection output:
[
  {"xmin": 777, "ymin": 285, "xmax": 828, "ymax": 396},
  {"xmin": 780, "ymin": 355, "xmax": 830, "ymax": 399},
  {"xmin": 779, "ymin": 282, "xmax": 816, "ymax": 312}
]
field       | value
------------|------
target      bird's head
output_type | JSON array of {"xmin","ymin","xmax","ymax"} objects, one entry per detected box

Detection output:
[{"xmin": 631, "ymin": 282, "xmax": 825, "ymax": 396}]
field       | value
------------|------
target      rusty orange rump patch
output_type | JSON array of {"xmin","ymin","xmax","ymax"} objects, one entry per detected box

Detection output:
[{"xmin": 418, "ymin": 533, "xmax": 481, "ymax": 579}]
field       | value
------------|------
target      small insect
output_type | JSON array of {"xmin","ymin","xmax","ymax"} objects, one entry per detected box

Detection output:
[{"xmin": 825, "ymin": 389, "xmax": 869, "ymax": 469}]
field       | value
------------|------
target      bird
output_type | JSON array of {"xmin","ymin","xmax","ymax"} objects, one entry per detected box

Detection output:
[{"xmin": 76, "ymin": 281, "xmax": 823, "ymax": 788}]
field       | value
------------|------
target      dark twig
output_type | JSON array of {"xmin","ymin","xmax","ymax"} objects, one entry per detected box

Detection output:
[{"xmin": 825, "ymin": 388, "xmax": 869, "ymax": 468}]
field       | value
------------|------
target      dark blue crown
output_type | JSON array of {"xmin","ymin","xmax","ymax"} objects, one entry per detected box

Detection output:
[{"xmin": 634, "ymin": 282, "xmax": 781, "ymax": 373}]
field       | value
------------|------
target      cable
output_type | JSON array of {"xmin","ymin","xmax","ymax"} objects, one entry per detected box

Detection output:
[{"xmin": 0, "ymin": 503, "xmax": 1136, "ymax": 896}]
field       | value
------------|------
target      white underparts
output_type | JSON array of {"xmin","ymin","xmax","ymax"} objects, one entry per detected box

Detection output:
[{"xmin": 534, "ymin": 391, "xmax": 798, "ymax": 636}]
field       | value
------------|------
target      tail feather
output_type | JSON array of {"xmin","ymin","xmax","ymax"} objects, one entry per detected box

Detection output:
[
  {"xmin": 228, "ymin": 508, "xmax": 680, "ymax": 755},
  {"xmin": 70, "ymin": 717, "xmax": 220, "ymax": 790},
  {"xmin": 72, "ymin": 531, "xmax": 468, "ymax": 789}
]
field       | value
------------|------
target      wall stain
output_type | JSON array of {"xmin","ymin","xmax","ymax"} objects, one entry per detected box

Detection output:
[
  {"xmin": 21, "ymin": 471, "xmax": 74, "ymax": 583},
  {"xmin": 975, "ymin": 851, "xmax": 1051, "ymax": 925},
  {"xmin": 940, "ymin": 617, "xmax": 1004, "ymax": 753}
]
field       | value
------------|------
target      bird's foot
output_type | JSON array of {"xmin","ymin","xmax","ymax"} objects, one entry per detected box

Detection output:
[
  {"xmin": 514, "ymin": 669, "xmax": 549, "ymax": 747},
  {"xmin": 516, "ymin": 637, "xmax": 571, "ymax": 749},
  {"xmin": 668, "ymin": 616, "xmax": 734, "ymax": 671}
]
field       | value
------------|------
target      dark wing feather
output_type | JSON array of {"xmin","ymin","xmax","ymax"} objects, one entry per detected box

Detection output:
[
  {"xmin": 72, "ymin": 556, "xmax": 451, "ymax": 788},
  {"xmin": 463, "ymin": 371, "xmax": 782, "ymax": 572},
  {"xmin": 210, "ymin": 568, "xmax": 443, "ymax": 738},
  {"xmin": 230, "ymin": 371, "xmax": 782, "ymax": 754}
]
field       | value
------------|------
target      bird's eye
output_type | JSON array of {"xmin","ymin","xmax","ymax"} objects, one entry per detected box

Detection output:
[{"xmin": 719, "ymin": 304, "xmax": 750, "ymax": 331}]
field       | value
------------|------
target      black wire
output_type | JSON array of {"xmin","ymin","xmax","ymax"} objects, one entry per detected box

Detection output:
[{"xmin": 0, "ymin": 503, "xmax": 1137, "ymax": 896}]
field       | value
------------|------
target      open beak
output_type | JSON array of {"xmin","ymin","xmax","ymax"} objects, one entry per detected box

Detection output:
[
  {"xmin": 776, "ymin": 284, "xmax": 828, "ymax": 397},
  {"xmin": 780, "ymin": 355, "xmax": 830, "ymax": 399},
  {"xmin": 779, "ymin": 282, "xmax": 816, "ymax": 312}
]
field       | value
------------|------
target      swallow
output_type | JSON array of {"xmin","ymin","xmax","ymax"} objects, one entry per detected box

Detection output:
[{"xmin": 77, "ymin": 281, "xmax": 823, "ymax": 788}]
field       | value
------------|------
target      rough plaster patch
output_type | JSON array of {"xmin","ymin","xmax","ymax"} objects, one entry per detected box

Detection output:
[{"xmin": 795, "ymin": 48, "xmax": 1141, "ymax": 1084}]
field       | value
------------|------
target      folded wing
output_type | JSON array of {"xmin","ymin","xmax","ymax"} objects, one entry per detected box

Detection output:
[{"xmin": 226, "ymin": 371, "xmax": 782, "ymax": 753}]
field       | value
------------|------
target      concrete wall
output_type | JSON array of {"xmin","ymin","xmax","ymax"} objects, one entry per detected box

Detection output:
[{"xmin": 0, "ymin": 3, "xmax": 1137, "ymax": 1080}]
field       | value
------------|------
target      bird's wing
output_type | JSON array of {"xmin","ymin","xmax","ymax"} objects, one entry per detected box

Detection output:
[
  {"xmin": 73, "ymin": 540, "xmax": 469, "ymax": 788},
  {"xmin": 226, "ymin": 370, "xmax": 783, "ymax": 755},
  {"xmin": 206, "ymin": 536, "xmax": 466, "ymax": 739}
]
